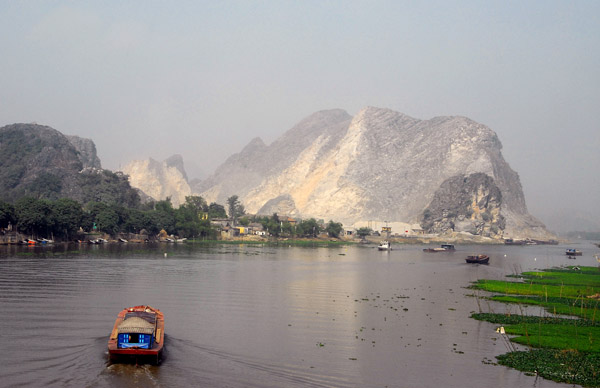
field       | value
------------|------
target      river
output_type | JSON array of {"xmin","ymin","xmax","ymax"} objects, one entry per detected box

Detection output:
[{"xmin": 0, "ymin": 241, "xmax": 597, "ymax": 387}]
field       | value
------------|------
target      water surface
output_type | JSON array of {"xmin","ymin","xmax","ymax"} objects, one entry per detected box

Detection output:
[{"xmin": 1, "ymin": 241, "xmax": 597, "ymax": 387}]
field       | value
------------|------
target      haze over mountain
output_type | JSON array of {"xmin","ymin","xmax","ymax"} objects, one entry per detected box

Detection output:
[
  {"xmin": 193, "ymin": 107, "xmax": 550, "ymax": 239},
  {"xmin": 121, "ymin": 155, "xmax": 192, "ymax": 207},
  {"xmin": 2, "ymin": 3, "xmax": 598, "ymax": 234}
]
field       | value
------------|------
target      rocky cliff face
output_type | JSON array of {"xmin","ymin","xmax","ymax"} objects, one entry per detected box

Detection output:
[
  {"xmin": 66, "ymin": 135, "xmax": 102, "ymax": 169},
  {"xmin": 121, "ymin": 156, "xmax": 192, "ymax": 207},
  {"xmin": 421, "ymin": 173, "xmax": 505, "ymax": 237},
  {"xmin": 198, "ymin": 107, "xmax": 550, "ymax": 238}
]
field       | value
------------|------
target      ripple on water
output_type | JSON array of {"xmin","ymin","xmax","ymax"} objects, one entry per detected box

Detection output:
[{"xmin": 1, "ymin": 243, "xmax": 592, "ymax": 388}]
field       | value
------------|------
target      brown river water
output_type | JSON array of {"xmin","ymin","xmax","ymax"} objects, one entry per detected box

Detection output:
[{"xmin": 1, "ymin": 241, "xmax": 597, "ymax": 388}]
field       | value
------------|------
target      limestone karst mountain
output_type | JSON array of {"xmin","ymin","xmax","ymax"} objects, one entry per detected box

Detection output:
[
  {"xmin": 0, "ymin": 123, "xmax": 140, "ymax": 207},
  {"xmin": 197, "ymin": 107, "xmax": 550, "ymax": 238},
  {"xmin": 121, "ymin": 155, "xmax": 192, "ymax": 207}
]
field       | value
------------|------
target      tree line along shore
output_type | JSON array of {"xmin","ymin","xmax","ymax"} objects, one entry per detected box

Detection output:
[{"xmin": 0, "ymin": 194, "xmax": 349, "ymax": 244}]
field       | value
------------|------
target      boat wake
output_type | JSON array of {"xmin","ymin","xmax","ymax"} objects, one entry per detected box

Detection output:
[{"xmin": 163, "ymin": 335, "xmax": 356, "ymax": 388}]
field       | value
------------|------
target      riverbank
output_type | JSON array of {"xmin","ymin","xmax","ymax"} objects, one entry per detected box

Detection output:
[{"xmin": 0, "ymin": 229, "xmax": 566, "ymax": 246}]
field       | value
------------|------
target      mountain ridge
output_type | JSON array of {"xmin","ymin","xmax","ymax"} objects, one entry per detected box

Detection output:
[{"xmin": 197, "ymin": 106, "xmax": 550, "ymax": 238}]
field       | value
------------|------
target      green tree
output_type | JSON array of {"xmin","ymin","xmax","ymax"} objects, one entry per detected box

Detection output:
[
  {"xmin": 356, "ymin": 227, "xmax": 373, "ymax": 238},
  {"xmin": 96, "ymin": 206, "xmax": 119, "ymax": 235},
  {"xmin": 257, "ymin": 214, "xmax": 281, "ymax": 237},
  {"xmin": 208, "ymin": 202, "xmax": 227, "ymax": 219},
  {"xmin": 226, "ymin": 195, "xmax": 245, "ymax": 225},
  {"xmin": 50, "ymin": 198, "xmax": 83, "ymax": 240},
  {"xmin": 297, "ymin": 218, "xmax": 320, "ymax": 238},
  {"xmin": 325, "ymin": 220, "xmax": 343, "ymax": 238},
  {"xmin": 175, "ymin": 202, "xmax": 200, "ymax": 238},
  {"xmin": 86, "ymin": 202, "xmax": 120, "ymax": 235},
  {"xmin": 0, "ymin": 201, "xmax": 16, "ymax": 228},
  {"xmin": 153, "ymin": 199, "xmax": 176, "ymax": 235},
  {"xmin": 184, "ymin": 196, "xmax": 208, "ymax": 213},
  {"xmin": 281, "ymin": 222, "xmax": 293, "ymax": 236},
  {"xmin": 15, "ymin": 197, "xmax": 53, "ymax": 237},
  {"xmin": 121, "ymin": 208, "xmax": 147, "ymax": 234}
]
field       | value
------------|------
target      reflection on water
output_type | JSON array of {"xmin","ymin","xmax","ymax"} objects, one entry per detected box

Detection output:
[{"xmin": 0, "ymin": 241, "xmax": 597, "ymax": 387}]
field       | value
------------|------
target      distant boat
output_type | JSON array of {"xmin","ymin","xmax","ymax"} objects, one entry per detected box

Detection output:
[
  {"xmin": 108, "ymin": 305, "xmax": 164, "ymax": 365},
  {"xmin": 565, "ymin": 249, "xmax": 582, "ymax": 256},
  {"xmin": 378, "ymin": 240, "xmax": 391, "ymax": 251},
  {"xmin": 530, "ymin": 239, "xmax": 559, "ymax": 245},
  {"xmin": 503, "ymin": 238, "xmax": 525, "ymax": 245},
  {"xmin": 466, "ymin": 254, "xmax": 489, "ymax": 264},
  {"xmin": 89, "ymin": 238, "xmax": 108, "ymax": 244},
  {"xmin": 423, "ymin": 244, "xmax": 455, "ymax": 252},
  {"xmin": 165, "ymin": 238, "xmax": 187, "ymax": 243},
  {"xmin": 19, "ymin": 239, "xmax": 36, "ymax": 245}
]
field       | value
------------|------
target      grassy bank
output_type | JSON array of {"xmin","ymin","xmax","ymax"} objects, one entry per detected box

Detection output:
[{"xmin": 470, "ymin": 266, "xmax": 600, "ymax": 387}]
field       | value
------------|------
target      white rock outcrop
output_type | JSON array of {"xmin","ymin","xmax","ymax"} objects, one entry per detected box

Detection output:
[{"xmin": 121, "ymin": 156, "xmax": 191, "ymax": 207}]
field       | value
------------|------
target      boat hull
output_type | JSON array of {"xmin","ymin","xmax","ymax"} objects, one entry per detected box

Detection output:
[
  {"xmin": 108, "ymin": 305, "xmax": 164, "ymax": 364},
  {"xmin": 466, "ymin": 255, "xmax": 489, "ymax": 264},
  {"xmin": 423, "ymin": 246, "xmax": 455, "ymax": 253},
  {"xmin": 378, "ymin": 241, "xmax": 390, "ymax": 250}
]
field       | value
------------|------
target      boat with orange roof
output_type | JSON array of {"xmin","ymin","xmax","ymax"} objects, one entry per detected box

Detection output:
[{"xmin": 108, "ymin": 305, "xmax": 164, "ymax": 364}]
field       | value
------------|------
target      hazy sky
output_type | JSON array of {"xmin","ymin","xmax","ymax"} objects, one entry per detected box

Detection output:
[{"xmin": 1, "ymin": 1, "xmax": 598, "ymax": 232}]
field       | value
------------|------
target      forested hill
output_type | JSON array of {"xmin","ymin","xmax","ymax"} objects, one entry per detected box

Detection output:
[{"xmin": 0, "ymin": 123, "xmax": 140, "ymax": 207}]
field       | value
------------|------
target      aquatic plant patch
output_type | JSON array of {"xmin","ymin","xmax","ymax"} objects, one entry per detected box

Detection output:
[
  {"xmin": 497, "ymin": 349, "xmax": 600, "ymax": 387},
  {"xmin": 488, "ymin": 295, "xmax": 600, "ymax": 319},
  {"xmin": 473, "ymin": 278, "xmax": 597, "ymax": 299},
  {"xmin": 470, "ymin": 266, "xmax": 600, "ymax": 387}
]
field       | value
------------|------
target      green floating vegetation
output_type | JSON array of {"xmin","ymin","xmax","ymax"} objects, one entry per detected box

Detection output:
[
  {"xmin": 497, "ymin": 349, "xmax": 600, "ymax": 387},
  {"xmin": 472, "ymin": 266, "xmax": 600, "ymax": 320},
  {"xmin": 471, "ymin": 266, "xmax": 600, "ymax": 387}
]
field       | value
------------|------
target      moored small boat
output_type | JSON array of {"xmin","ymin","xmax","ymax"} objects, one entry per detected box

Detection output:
[
  {"xmin": 19, "ymin": 239, "xmax": 37, "ymax": 245},
  {"xmin": 378, "ymin": 240, "xmax": 391, "ymax": 251},
  {"xmin": 423, "ymin": 244, "xmax": 455, "ymax": 252},
  {"xmin": 503, "ymin": 238, "xmax": 526, "ymax": 245},
  {"xmin": 108, "ymin": 305, "xmax": 164, "ymax": 364},
  {"xmin": 466, "ymin": 254, "xmax": 489, "ymax": 264}
]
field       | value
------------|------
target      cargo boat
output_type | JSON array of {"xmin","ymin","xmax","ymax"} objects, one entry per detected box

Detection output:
[
  {"xmin": 565, "ymin": 249, "xmax": 582, "ymax": 256},
  {"xmin": 108, "ymin": 305, "xmax": 164, "ymax": 364},
  {"xmin": 466, "ymin": 254, "xmax": 489, "ymax": 264}
]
